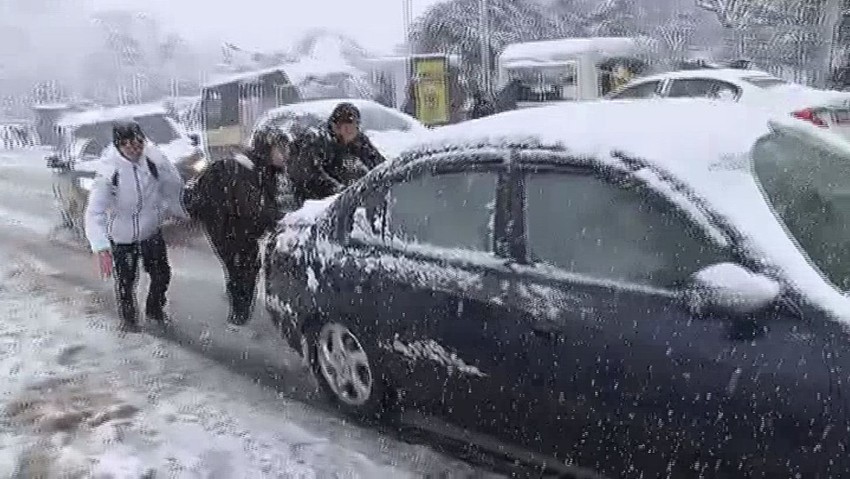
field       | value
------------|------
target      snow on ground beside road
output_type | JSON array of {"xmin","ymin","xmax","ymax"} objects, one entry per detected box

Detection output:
[{"xmin": 0, "ymin": 254, "xmax": 477, "ymax": 478}]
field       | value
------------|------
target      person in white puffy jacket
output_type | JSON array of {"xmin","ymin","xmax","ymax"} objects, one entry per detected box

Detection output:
[{"xmin": 84, "ymin": 120, "xmax": 187, "ymax": 331}]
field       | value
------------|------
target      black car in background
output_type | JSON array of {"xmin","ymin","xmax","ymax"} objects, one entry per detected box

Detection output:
[{"xmin": 263, "ymin": 100, "xmax": 850, "ymax": 478}]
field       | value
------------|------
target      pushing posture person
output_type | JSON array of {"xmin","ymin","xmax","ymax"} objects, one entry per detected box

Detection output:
[
  {"xmin": 84, "ymin": 120, "xmax": 186, "ymax": 331},
  {"xmin": 184, "ymin": 126, "xmax": 290, "ymax": 326}
]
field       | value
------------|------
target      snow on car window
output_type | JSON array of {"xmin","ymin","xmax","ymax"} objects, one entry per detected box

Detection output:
[
  {"xmin": 524, "ymin": 171, "xmax": 730, "ymax": 288},
  {"xmin": 267, "ymin": 106, "xmax": 411, "ymax": 133},
  {"xmin": 359, "ymin": 106, "xmax": 412, "ymax": 132},
  {"xmin": 349, "ymin": 171, "xmax": 498, "ymax": 253}
]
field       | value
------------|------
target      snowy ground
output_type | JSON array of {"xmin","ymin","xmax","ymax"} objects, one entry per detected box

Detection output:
[{"xmin": 0, "ymin": 149, "xmax": 501, "ymax": 478}]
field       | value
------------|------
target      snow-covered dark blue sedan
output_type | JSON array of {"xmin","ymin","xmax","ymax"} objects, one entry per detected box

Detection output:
[{"xmin": 264, "ymin": 98, "xmax": 850, "ymax": 478}]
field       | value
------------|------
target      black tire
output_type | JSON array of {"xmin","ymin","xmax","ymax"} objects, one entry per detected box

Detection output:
[{"xmin": 304, "ymin": 315, "xmax": 396, "ymax": 421}]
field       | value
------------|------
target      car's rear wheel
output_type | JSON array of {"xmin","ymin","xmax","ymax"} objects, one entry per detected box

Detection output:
[{"xmin": 305, "ymin": 317, "xmax": 394, "ymax": 421}]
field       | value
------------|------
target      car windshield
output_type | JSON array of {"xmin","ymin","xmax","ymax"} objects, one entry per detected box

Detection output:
[
  {"xmin": 269, "ymin": 105, "xmax": 414, "ymax": 133},
  {"xmin": 753, "ymin": 133, "xmax": 850, "ymax": 290},
  {"xmin": 73, "ymin": 114, "xmax": 178, "ymax": 147}
]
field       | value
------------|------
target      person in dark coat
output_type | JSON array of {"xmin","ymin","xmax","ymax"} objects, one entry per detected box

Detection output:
[
  {"xmin": 469, "ymin": 90, "xmax": 496, "ymax": 119},
  {"xmin": 288, "ymin": 102, "xmax": 386, "ymax": 204},
  {"xmin": 183, "ymin": 126, "xmax": 290, "ymax": 325}
]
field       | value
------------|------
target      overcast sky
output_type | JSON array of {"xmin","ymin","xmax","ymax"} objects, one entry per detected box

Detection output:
[{"xmin": 90, "ymin": 0, "xmax": 445, "ymax": 53}]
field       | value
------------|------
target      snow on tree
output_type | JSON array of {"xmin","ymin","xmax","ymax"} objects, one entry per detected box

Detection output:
[
  {"xmin": 409, "ymin": 0, "xmax": 572, "ymax": 86},
  {"xmin": 585, "ymin": 0, "xmax": 646, "ymax": 36},
  {"xmin": 652, "ymin": 12, "xmax": 699, "ymax": 64}
]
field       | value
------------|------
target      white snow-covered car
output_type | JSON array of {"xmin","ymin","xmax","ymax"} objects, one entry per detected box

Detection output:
[
  {"xmin": 607, "ymin": 68, "xmax": 850, "ymax": 139},
  {"xmin": 253, "ymin": 99, "xmax": 428, "ymax": 160},
  {"xmin": 265, "ymin": 98, "xmax": 850, "ymax": 477},
  {"xmin": 46, "ymin": 103, "xmax": 205, "ymax": 236}
]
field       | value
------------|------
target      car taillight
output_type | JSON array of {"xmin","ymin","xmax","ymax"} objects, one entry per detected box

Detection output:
[{"xmin": 791, "ymin": 108, "xmax": 828, "ymax": 127}]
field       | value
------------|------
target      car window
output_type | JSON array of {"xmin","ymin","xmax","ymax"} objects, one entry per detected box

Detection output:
[
  {"xmin": 608, "ymin": 80, "xmax": 661, "ymax": 99},
  {"xmin": 524, "ymin": 171, "xmax": 728, "ymax": 288},
  {"xmin": 359, "ymin": 106, "xmax": 412, "ymax": 132},
  {"xmin": 742, "ymin": 76, "xmax": 787, "ymax": 89},
  {"xmin": 666, "ymin": 79, "xmax": 740, "ymax": 101},
  {"xmin": 753, "ymin": 133, "xmax": 850, "ymax": 291},
  {"xmin": 351, "ymin": 171, "xmax": 498, "ymax": 253}
]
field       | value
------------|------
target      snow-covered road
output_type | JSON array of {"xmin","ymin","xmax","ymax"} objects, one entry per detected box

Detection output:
[{"xmin": 0, "ymin": 149, "xmax": 503, "ymax": 477}]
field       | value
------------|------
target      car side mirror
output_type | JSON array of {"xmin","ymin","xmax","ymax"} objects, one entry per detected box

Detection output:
[
  {"xmin": 682, "ymin": 262, "xmax": 781, "ymax": 317},
  {"xmin": 188, "ymin": 133, "xmax": 200, "ymax": 147}
]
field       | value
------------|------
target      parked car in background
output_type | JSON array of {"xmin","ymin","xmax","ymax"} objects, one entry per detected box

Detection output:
[
  {"xmin": 607, "ymin": 68, "xmax": 850, "ymax": 140},
  {"xmin": 46, "ymin": 103, "xmax": 204, "ymax": 237},
  {"xmin": 263, "ymin": 98, "xmax": 850, "ymax": 478},
  {"xmin": 252, "ymin": 98, "xmax": 429, "ymax": 160}
]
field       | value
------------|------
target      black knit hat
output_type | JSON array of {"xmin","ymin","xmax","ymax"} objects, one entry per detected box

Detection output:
[
  {"xmin": 112, "ymin": 120, "xmax": 145, "ymax": 148},
  {"xmin": 329, "ymin": 102, "xmax": 361, "ymax": 125},
  {"xmin": 250, "ymin": 125, "xmax": 291, "ymax": 159}
]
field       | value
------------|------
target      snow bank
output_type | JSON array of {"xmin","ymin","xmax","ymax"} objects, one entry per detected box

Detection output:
[
  {"xmin": 406, "ymin": 98, "xmax": 850, "ymax": 324},
  {"xmin": 0, "ymin": 255, "xmax": 452, "ymax": 478}
]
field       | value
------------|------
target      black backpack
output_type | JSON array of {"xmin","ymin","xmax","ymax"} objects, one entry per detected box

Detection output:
[{"xmin": 111, "ymin": 157, "xmax": 159, "ymax": 193}]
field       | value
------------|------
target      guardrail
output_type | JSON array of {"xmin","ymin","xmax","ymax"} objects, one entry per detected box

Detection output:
[{"xmin": 0, "ymin": 123, "xmax": 40, "ymax": 150}]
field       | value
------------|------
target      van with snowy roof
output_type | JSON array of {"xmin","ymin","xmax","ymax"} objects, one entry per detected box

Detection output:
[{"xmin": 495, "ymin": 36, "xmax": 649, "ymax": 108}]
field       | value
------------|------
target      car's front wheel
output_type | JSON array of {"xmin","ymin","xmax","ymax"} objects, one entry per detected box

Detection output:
[{"xmin": 305, "ymin": 317, "xmax": 394, "ymax": 421}]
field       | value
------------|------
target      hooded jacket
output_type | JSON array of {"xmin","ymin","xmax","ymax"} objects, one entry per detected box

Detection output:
[
  {"xmin": 287, "ymin": 122, "xmax": 386, "ymax": 204},
  {"xmin": 184, "ymin": 149, "xmax": 281, "ymax": 252},
  {"xmin": 84, "ymin": 142, "xmax": 186, "ymax": 252}
]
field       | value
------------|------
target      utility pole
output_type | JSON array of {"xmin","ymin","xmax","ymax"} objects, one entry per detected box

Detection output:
[
  {"xmin": 402, "ymin": 0, "xmax": 415, "ymax": 93},
  {"xmin": 821, "ymin": 0, "xmax": 843, "ymax": 87},
  {"xmin": 478, "ymin": 0, "xmax": 491, "ymax": 95}
]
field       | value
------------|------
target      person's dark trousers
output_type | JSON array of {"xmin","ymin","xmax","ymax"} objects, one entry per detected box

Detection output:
[
  {"xmin": 111, "ymin": 232, "xmax": 172, "ymax": 324},
  {"xmin": 212, "ymin": 237, "xmax": 261, "ymax": 325}
]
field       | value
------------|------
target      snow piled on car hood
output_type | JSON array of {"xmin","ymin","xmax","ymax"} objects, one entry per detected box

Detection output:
[{"xmin": 405, "ymin": 98, "xmax": 850, "ymax": 324}]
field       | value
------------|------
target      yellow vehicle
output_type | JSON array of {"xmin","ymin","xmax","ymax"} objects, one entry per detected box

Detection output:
[
  {"xmin": 363, "ymin": 53, "xmax": 465, "ymax": 126},
  {"xmin": 200, "ymin": 67, "xmax": 300, "ymax": 160}
]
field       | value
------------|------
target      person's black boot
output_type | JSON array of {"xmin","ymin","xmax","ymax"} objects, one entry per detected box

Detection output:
[
  {"xmin": 119, "ymin": 306, "xmax": 140, "ymax": 332},
  {"xmin": 145, "ymin": 296, "xmax": 168, "ymax": 323},
  {"xmin": 227, "ymin": 308, "xmax": 250, "ymax": 326}
]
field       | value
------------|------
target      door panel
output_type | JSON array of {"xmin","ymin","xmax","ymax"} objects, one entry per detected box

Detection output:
[
  {"xmin": 326, "ymin": 161, "xmax": 525, "ymax": 422},
  {"xmin": 502, "ymin": 163, "xmax": 836, "ymax": 477}
]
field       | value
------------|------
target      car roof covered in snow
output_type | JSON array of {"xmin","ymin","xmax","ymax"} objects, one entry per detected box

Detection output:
[
  {"xmin": 56, "ymin": 102, "xmax": 168, "ymax": 128},
  {"xmin": 405, "ymin": 98, "xmax": 772, "ymax": 171},
  {"xmin": 256, "ymin": 98, "xmax": 421, "ymax": 129},
  {"xmin": 397, "ymin": 98, "xmax": 850, "ymax": 323}
]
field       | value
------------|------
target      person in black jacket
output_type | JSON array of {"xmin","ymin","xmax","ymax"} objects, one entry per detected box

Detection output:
[
  {"xmin": 184, "ymin": 126, "xmax": 290, "ymax": 325},
  {"xmin": 288, "ymin": 102, "xmax": 386, "ymax": 204}
]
